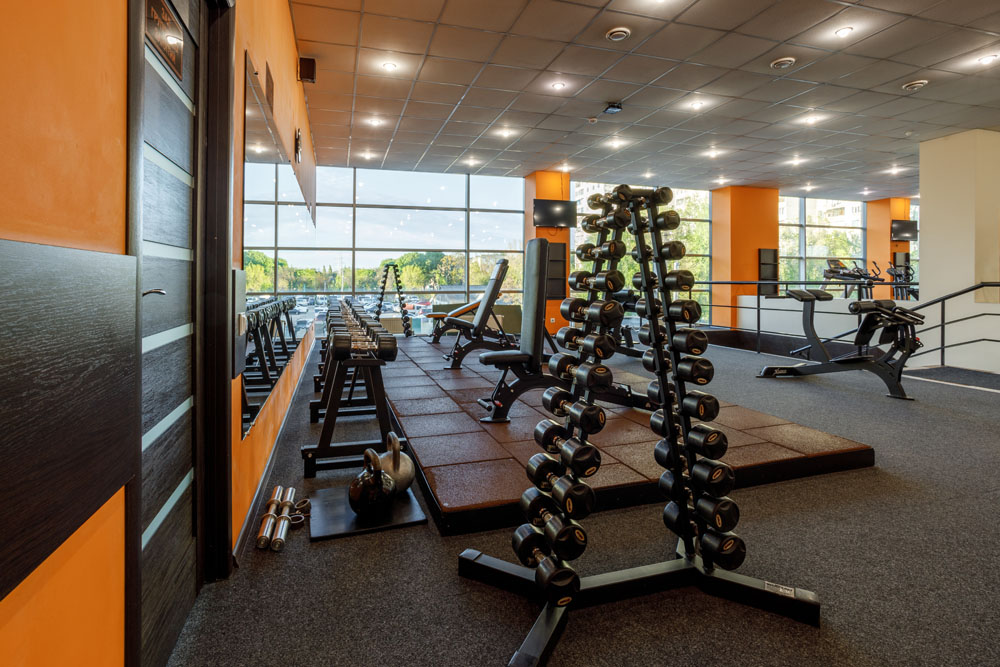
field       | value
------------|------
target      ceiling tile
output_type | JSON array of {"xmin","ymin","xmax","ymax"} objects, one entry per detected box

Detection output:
[
  {"xmin": 690, "ymin": 33, "xmax": 778, "ymax": 68},
  {"xmin": 310, "ymin": 109, "xmax": 352, "ymax": 125},
  {"xmin": 736, "ymin": 0, "xmax": 841, "ymax": 40},
  {"xmin": 397, "ymin": 117, "xmax": 444, "ymax": 132},
  {"xmin": 844, "ymin": 19, "xmax": 952, "ymax": 60},
  {"xmin": 393, "ymin": 130, "xmax": 437, "ymax": 144},
  {"xmin": 360, "ymin": 15, "xmax": 434, "ymax": 54},
  {"xmin": 490, "ymin": 36, "xmax": 565, "ymax": 69},
  {"xmin": 439, "ymin": 0, "xmax": 527, "ymax": 31},
  {"xmin": 636, "ymin": 23, "xmax": 726, "ymax": 60},
  {"xmin": 836, "ymin": 60, "xmax": 920, "ymax": 89},
  {"xmin": 495, "ymin": 109, "xmax": 549, "ymax": 126},
  {"xmin": 791, "ymin": 7, "xmax": 904, "ymax": 50},
  {"xmin": 548, "ymin": 46, "xmax": 625, "ymax": 77},
  {"xmin": 576, "ymin": 79, "xmax": 644, "ymax": 103},
  {"xmin": 573, "ymin": 12, "xmax": 668, "ymax": 52},
  {"xmin": 712, "ymin": 98, "xmax": 775, "ymax": 119},
  {"xmin": 890, "ymin": 29, "xmax": 998, "ymax": 68},
  {"xmin": 968, "ymin": 10, "xmax": 1000, "ymax": 32},
  {"xmin": 364, "ymin": 0, "xmax": 444, "ymax": 21},
  {"xmin": 442, "ymin": 121, "xmax": 488, "ymax": 136},
  {"xmin": 305, "ymin": 70, "xmax": 354, "ymax": 93},
  {"xmin": 622, "ymin": 86, "xmax": 685, "ymax": 108},
  {"xmin": 403, "ymin": 101, "xmax": 456, "ymax": 119},
  {"xmin": 357, "ymin": 49, "xmax": 422, "ymax": 78},
  {"xmin": 417, "ymin": 57, "xmax": 482, "ymax": 85},
  {"xmin": 822, "ymin": 90, "xmax": 898, "ymax": 113},
  {"xmin": 291, "ymin": 4, "xmax": 360, "ymax": 45},
  {"xmin": 428, "ymin": 25, "xmax": 504, "ymax": 60},
  {"xmin": 306, "ymin": 91, "xmax": 354, "ymax": 111},
  {"xmin": 795, "ymin": 53, "xmax": 878, "ymax": 83},
  {"xmin": 312, "ymin": 123, "xmax": 351, "ymax": 139},
  {"xmin": 676, "ymin": 0, "xmax": 779, "ymax": 31},
  {"xmin": 698, "ymin": 70, "xmax": 774, "ymax": 97},
  {"xmin": 353, "ymin": 96, "xmax": 406, "ymax": 115},
  {"xmin": 919, "ymin": 0, "xmax": 999, "ymax": 24},
  {"xmin": 410, "ymin": 81, "xmax": 467, "ymax": 104},
  {"xmin": 462, "ymin": 87, "xmax": 518, "ymax": 108},
  {"xmin": 637, "ymin": 110, "xmax": 695, "ymax": 128},
  {"xmin": 509, "ymin": 93, "xmax": 566, "ymax": 114},
  {"xmin": 510, "ymin": 0, "xmax": 600, "ymax": 41},
  {"xmin": 298, "ymin": 40, "xmax": 356, "ymax": 71},
  {"xmin": 742, "ymin": 78, "xmax": 816, "ymax": 103},
  {"xmin": 869, "ymin": 68, "xmax": 961, "ymax": 95},
  {"xmin": 653, "ymin": 63, "xmax": 728, "ymax": 90},
  {"xmin": 602, "ymin": 56, "xmax": 677, "ymax": 85},
  {"xmin": 928, "ymin": 42, "xmax": 1000, "ymax": 75},
  {"xmin": 475, "ymin": 65, "xmax": 540, "ymax": 90},
  {"xmin": 536, "ymin": 115, "xmax": 588, "ymax": 131},
  {"xmin": 606, "ymin": 0, "xmax": 691, "ymax": 20},
  {"xmin": 355, "ymin": 75, "xmax": 412, "ymax": 99}
]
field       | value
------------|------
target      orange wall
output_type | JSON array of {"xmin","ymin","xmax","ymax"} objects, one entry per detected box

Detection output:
[
  {"xmin": 711, "ymin": 186, "xmax": 779, "ymax": 327},
  {"xmin": 232, "ymin": 0, "xmax": 317, "ymax": 266},
  {"xmin": 866, "ymin": 197, "xmax": 910, "ymax": 299},
  {"xmin": 0, "ymin": 2, "xmax": 126, "ymax": 253},
  {"xmin": 525, "ymin": 171, "xmax": 571, "ymax": 333},
  {"xmin": 0, "ymin": 488, "xmax": 125, "ymax": 666},
  {"xmin": 231, "ymin": 325, "xmax": 314, "ymax": 548}
]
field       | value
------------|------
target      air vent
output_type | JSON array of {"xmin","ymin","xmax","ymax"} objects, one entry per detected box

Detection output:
[
  {"xmin": 769, "ymin": 56, "xmax": 796, "ymax": 70},
  {"xmin": 605, "ymin": 26, "xmax": 631, "ymax": 42},
  {"xmin": 901, "ymin": 79, "xmax": 928, "ymax": 92},
  {"xmin": 604, "ymin": 102, "xmax": 623, "ymax": 115}
]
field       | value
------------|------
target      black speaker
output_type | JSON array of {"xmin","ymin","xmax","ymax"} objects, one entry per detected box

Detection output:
[{"xmin": 299, "ymin": 57, "xmax": 317, "ymax": 83}]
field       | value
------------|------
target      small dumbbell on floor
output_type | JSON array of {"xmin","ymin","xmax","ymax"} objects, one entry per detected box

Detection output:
[{"xmin": 511, "ymin": 524, "xmax": 581, "ymax": 606}]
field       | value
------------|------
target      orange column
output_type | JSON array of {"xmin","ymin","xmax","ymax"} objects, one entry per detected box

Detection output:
[
  {"xmin": 524, "ymin": 171, "xmax": 572, "ymax": 333},
  {"xmin": 865, "ymin": 197, "xmax": 910, "ymax": 299},
  {"xmin": 710, "ymin": 186, "xmax": 779, "ymax": 328}
]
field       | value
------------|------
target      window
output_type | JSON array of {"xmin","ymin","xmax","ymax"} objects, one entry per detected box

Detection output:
[
  {"xmin": 243, "ymin": 165, "xmax": 524, "ymax": 334},
  {"xmin": 779, "ymin": 197, "xmax": 866, "ymax": 286},
  {"xmin": 909, "ymin": 202, "xmax": 920, "ymax": 281},
  {"xmin": 570, "ymin": 182, "xmax": 712, "ymax": 320}
]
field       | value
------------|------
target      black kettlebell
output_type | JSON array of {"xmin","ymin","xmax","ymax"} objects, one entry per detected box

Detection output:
[{"xmin": 348, "ymin": 448, "xmax": 396, "ymax": 516}]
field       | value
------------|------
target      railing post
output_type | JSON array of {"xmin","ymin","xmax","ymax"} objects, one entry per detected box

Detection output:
[
  {"xmin": 940, "ymin": 301, "xmax": 946, "ymax": 366},
  {"xmin": 755, "ymin": 291, "xmax": 761, "ymax": 354}
]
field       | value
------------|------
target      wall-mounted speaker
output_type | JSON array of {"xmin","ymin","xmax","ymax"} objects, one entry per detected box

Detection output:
[{"xmin": 299, "ymin": 57, "xmax": 316, "ymax": 83}]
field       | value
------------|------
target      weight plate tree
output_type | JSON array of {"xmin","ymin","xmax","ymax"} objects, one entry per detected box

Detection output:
[{"xmin": 459, "ymin": 185, "xmax": 820, "ymax": 667}]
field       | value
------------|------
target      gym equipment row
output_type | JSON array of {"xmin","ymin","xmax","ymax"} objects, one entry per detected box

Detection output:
[
  {"xmin": 822, "ymin": 259, "xmax": 917, "ymax": 300},
  {"xmin": 374, "ymin": 263, "xmax": 413, "ymax": 337},
  {"xmin": 758, "ymin": 289, "xmax": 925, "ymax": 399},
  {"xmin": 300, "ymin": 299, "xmax": 403, "ymax": 477},
  {"xmin": 461, "ymin": 184, "xmax": 819, "ymax": 666},
  {"xmin": 475, "ymin": 239, "xmax": 654, "ymax": 424},
  {"xmin": 242, "ymin": 296, "xmax": 299, "ymax": 426}
]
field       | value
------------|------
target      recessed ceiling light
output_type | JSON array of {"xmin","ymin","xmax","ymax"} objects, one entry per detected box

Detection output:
[
  {"xmin": 803, "ymin": 183, "xmax": 814, "ymax": 192},
  {"xmin": 788, "ymin": 155, "xmax": 805, "ymax": 165},
  {"xmin": 497, "ymin": 128, "xmax": 513, "ymax": 138},
  {"xmin": 690, "ymin": 99, "xmax": 705, "ymax": 110},
  {"xmin": 253, "ymin": 144, "xmax": 265, "ymax": 154},
  {"xmin": 770, "ymin": 56, "xmax": 797, "ymax": 70},
  {"xmin": 368, "ymin": 118, "xmax": 383, "ymax": 127},
  {"xmin": 835, "ymin": 27, "xmax": 854, "ymax": 38},
  {"xmin": 706, "ymin": 148, "xmax": 720, "ymax": 158},
  {"xmin": 560, "ymin": 164, "xmax": 571, "ymax": 172},
  {"xmin": 551, "ymin": 82, "xmax": 567, "ymax": 90},
  {"xmin": 362, "ymin": 151, "xmax": 374, "ymax": 160},
  {"xmin": 861, "ymin": 188, "xmax": 871, "ymax": 196},
  {"xmin": 605, "ymin": 26, "xmax": 631, "ymax": 42},
  {"xmin": 802, "ymin": 114, "xmax": 822, "ymax": 125},
  {"xmin": 643, "ymin": 171, "xmax": 653, "ymax": 178},
  {"xmin": 382, "ymin": 62, "xmax": 398, "ymax": 72},
  {"xmin": 978, "ymin": 54, "xmax": 998, "ymax": 65},
  {"xmin": 902, "ymin": 79, "xmax": 928, "ymax": 92},
  {"xmin": 466, "ymin": 157, "xmax": 478, "ymax": 165},
  {"xmin": 888, "ymin": 164, "xmax": 904, "ymax": 175},
  {"xmin": 715, "ymin": 177, "xmax": 729, "ymax": 185},
  {"xmin": 609, "ymin": 138, "xmax": 624, "ymax": 148}
]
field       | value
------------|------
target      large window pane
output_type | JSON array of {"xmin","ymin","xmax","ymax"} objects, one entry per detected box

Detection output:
[
  {"xmin": 670, "ymin": 189, "xmax": 710, "ymax": 220},
  {"xmin": 355, "ymin": 208, "xmax": 465, "ymax": 249},
  {"xmin": 471, "ymin": 175, "xmax": 523, "ymax": 210},
  {"xmin": 354, "ymin": 251, "xmax": 466, "ymax": 291},
  {"xmin": 779, "ymin": 258, "xmax": 801, "ymax": 283},
  {"xmin": 805, "ymin": 199, "xmax": 863, "ymax": 227},
  {"xmin": 244, "ymin": 163, "xmax": 275, "ymax": 201},
  {"xmin": 244, "ymin": 250, "xmax": 274, "ymax": 292},
  {"xmin": 355, "ymin": 169, "xmax": 466, "ymax": 207},
  {"xmin": 778, "ymin": 196, "xmax": 801, "ymax": 225},
  {"xmin": 471, "ymin": 252, "xmax": 524, "ymax": 294},
  {"xmin": 277, "ymin": 250, "xmax": 352, "ymax": 292},
  {"xmin": 244, "ymin": 204, "xmax": 275, "ymax": 247},
  {"xmin": 470, "ymin": 211, "xmax": 523, "ymax": 251},
  {"xmin": 279, "ymin": 205, "xmax": 351, "ymax": 247},
  {"xmin": 676, "ymin": 220, "xmax": 710, "ymax": 255},
  {"xmin": 909, "ymin": 203, "xmax": 920, "ymax": 261},
  {"xmin": 805, "ymin": 227, "xmax": 863, "ymax": 258},
  {"xmin": 779, "ymin": 225, "xmax": 800, "ymax": 256},
  {"xmin": 277, "ymin": 164, "xmax": 305, "ymax": 202},
  {"xmin": 316, "ymin": 166, "xmax": 353, "ymax": 204}
]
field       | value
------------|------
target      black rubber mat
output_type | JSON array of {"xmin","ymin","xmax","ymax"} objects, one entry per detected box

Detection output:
[{"xmin": 905, "ymin": 366, "xmax": 1000, "ymax": 391}]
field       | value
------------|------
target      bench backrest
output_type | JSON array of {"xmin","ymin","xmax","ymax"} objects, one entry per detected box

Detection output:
[
  {"xmin": 470, "ymin": 259, "xmax": 509, "ymax": 334},
  {"xmin": 520, "ymin": 238, "xmax": 549, "ymax": 372}
]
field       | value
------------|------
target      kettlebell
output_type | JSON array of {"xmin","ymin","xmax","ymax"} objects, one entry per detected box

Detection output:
[
  {"xmin": 378, "ymin": 432, "xmax": 415, "ymax": 494},
  {"xmin": 348, "ymin": 449, "xmax": 395, "ymax": 516}
]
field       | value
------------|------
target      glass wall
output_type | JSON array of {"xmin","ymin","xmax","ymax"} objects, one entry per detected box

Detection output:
[
  {"xmin": 778, "ymin": 196, "xmax": 865, "ymax": 284},
  {"xmin": 244, "ymin": 165, "xmax": 524, "ymax": 334},
  {"xmin": 909, "ymin": 202, "xmax": 920, "ymax": 281},
  {"xmin": 570, "ymin": 182, "xmax": 712, "ymax": 320}
]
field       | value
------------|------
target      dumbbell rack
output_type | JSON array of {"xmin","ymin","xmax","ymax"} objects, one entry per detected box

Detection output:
[
  {"xmin": 460, "ymin": 186, "xmax": 819, "ymax": 667},
  {"xmin": 375, "ymin": 263, "xmax": 413, "ymax": 337}
]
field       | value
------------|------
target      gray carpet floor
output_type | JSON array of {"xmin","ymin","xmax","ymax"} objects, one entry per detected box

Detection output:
[
  {"xmin": 167, "ymin": 342, "xmax": 1000, "ymax": 667},
  {"xmin": 905, "ymin": 366, "xmax": 1000, "ymax": 391}
]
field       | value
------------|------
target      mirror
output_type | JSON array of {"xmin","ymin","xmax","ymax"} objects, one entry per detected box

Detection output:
[{"xmin": 240, "ymin": 53, "xmax": 309, "ymax": 437}]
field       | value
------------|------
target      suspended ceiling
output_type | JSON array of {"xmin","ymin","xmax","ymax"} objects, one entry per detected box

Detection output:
[{"xmin": 291, "ymin": 0, "xmax": 1000, "ymax": 200}]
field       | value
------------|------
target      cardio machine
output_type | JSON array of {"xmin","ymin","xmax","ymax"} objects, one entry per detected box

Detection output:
[
  {"xmin": 886, "ymin": 262, "xmax": 919, "ymax": 301},
  {"xmin": 758, "ymin": 289, "xmax": 925, "ymax": 399},
  {"xmin": 822, "ymin": 259, "xmax": 886, "ymax": 299}
]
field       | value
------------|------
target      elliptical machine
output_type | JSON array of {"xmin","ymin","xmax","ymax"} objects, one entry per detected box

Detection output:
[
  {"xmin": 758, "ymin": 289, "xmax": 925, "ymax": 399},
  {"xmin": 886, "ymin": 262, "xmax": 919, "ymax": 301}
]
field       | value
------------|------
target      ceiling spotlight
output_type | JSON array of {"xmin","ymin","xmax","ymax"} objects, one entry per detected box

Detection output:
[
  {"xmin": 382, "ymin": 62, "xmax": 398, "ymax": 72},
  {"xmin": 902, "ymin": 79, "xmax": 928, "ymax": 92},
  {"xmin": 913, "ymin": 193, "xmax": 920, "ymax": 199},
  {"xmin": 802, "ymin": 114, "xmax": 822, "ymax": 125},
  {"xmin": 643, "ymin": 171, "xmax": 653, "ymax": 179},
  {"xmin": 253, "ymin": 144, "xmax": 265, "ymax": 154},
  {"xmin": 835, "ymin": 27, "xmax": 854, "ymax": 38},
  {"xmin": 560, "ymin": 164, "xmax": 571, "ymax": 172},
  {"xmin": 690, "ymin": 99, "xmax": 705, "ymax": 110},
  {"xmin": 861, "ymin": 188, "xmax": 871, "ymax": 196},
  {"xmin": 803, "ymin": 183, "xmax": 814, "ymax": 192},
  {"xmin": 362, "ymin": 151, "xmax": 374, "ymax": 160},
  {"xmin": 706, "ymin": 148, "xmax": 720, "ymax": 158},
  {"xmin": 605, "ymin": 26, "xmax": 632, "ymax": 42},
  {"xmin": 368, "ymin": 118, "xmax": 383, "ymax": 127},
  {"xmin": 609, "ymin": 138, "xmax": 624, "ymax": 148},
  {"xmin": 466, "ymin": 157, "xmax": 478, "ymax": 165},
  {"xmin": 888, "ymin": 164, "xmax": 903, "ymax": 175},
  {"xmin": 978, "ymin": 54, "xmax": 998, "ymax": 65},
  {"xmin": 770, "ymin": 56, "xmax": 797, "ymax": 70},
  {"xmin": 497, "ymin": 128, "xmax": 513, "ymax": 138},
  {"xmin": 551, "ymin": 82, "xmax": 567, "ymax": 90},
  {"xmin": 715, "ymin": 177, "xmax": 729, "ymax": 185},
  {"xmin": 789, "ymin": 155, "xmax": 804, "ymax": 165}
]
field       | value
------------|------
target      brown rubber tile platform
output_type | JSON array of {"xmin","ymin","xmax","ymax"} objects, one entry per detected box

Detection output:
[{"xmin": 383, "ymin": 337, "xmax": 874, "ymax": 534}]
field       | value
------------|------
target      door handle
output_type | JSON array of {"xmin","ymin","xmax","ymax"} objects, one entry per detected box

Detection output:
[{"xmin": 143, "ymin": 289, "xmax": 167, "ymax": 297}]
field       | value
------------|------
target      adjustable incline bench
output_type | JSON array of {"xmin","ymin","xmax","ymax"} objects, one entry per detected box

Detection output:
[
  {"xmin": 426, "ymin": 296, "xmax": 488, "ymax": 343},
  {"xmin": 476, "ymin": 238, "xmax": 655, "ymax": 423},
  {"xmin": 442, "ymin": 259, "xmax": 516, "ymax": 369}
]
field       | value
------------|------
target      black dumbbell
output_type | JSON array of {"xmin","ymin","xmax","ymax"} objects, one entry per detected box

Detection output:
[
  {"xmin": 587, "ymin": 193, "xmax": 611, "ymax": 211},
  {"xmin": 668, "ymin": 300, "xmax": 702, "ymax": 324},
  {"xmin": 630, "ymin": 243, "xmax": 651, "ymax": 262},
  {"xmin": 540, "ymin": 390, "xmax": 607, "ymax": 434},
  {"xmin": 532, "ymin": 421, "xmax": 602, "ymax": 475},
  {"xmin": 663, "ymin": 270, "xmax": 696, "ymax": 291},
  {"xmin": 694, "ymin": 495, "xmax": 740, "ymax": 532},
  {"xmin": 680, "ymin": 391, "xmax": 720, "ymax": 421},
  {"xmin": 549, "ymin": 354, "xmax": 613, "ymax": 389},
  {"xmin": 641, "ymin": 347, "xmax": 669, "ymax": 374},
  {"xmin": 560, "ymin": 299, "xmax": 625, "ymax": 326},
  {"xmin": 520, "ymin": 488, "xmax": 588, "ymax": 560},
  {"xmin": 653, "ymin": 209, "xmax": 681, "ymax": 230},
  {"xmin": 646, "ymin": 381, "xmax": 672, "ymax": 409},
  {"xmin": 700, "ymin": 531, "xmax": 746, "ymax": 570},
  {"xmin": 613, "ymin": 184, "xmax": 673, "ymax": 205},
  {"xmin": 662, "ymin": 501, "xmax": 697, "ymax": 537},
  {"xmin": 690, "ymin": 458, "xmax": 735, "ymax": 497},
  {"xmin": 658, "ymin": 469, "xmax": 689, "ymax": 502},
  {"xmin": 635, "ymin": 297, "xmax": 661, "ymax": 318},
  {"xmin": 575, "ymin": 240, "xmax": 626, "ymax": 262},
  {"xmin": 687, "ymin": 424, "xmax": 729, "ymax": 459},
  {"xmin": 611, "ymin": 289, "xmax": 638, "ymax": 312},
  {"xmin": 676, "ymin": 357, "xmax": 714, "ymax": 385},
  {"xmin": 673, "ymin": 328, "xmax": 709, "ymax": 355},
  {"xmin": 638, "ymin": 323, "xmax": 667, "ymax": 346},
  {"xmin": 569, "ymin": 270, "xmax": 626, "ymax": 293},
  {"xmin": 582, "ymin": 333, "xmax": 616, "ymax": 360},
  {"xmin": 659, "ymin": 240, "xmax": 686, "ymax": 260},
  {"xmin": 654, "ymin": 438, "xmax": 688, "ymax": 470},
  {"xmin": 649, "ymin": 408, "xmax": 676, "ymax": 438},
  {"xmin": 580, "ymin": 208, "xmax": 630, "ymax": 232},
  {"xmin": 556, "ymin": 326, "xmax": 584, "ymax": 350},
  {"xmin": 511, "ymin": 524, "xmax": 581, "ymax": 606},
  {"xmin": 526, "ymin": 453, "xmax": 597, "ymax": 519},
  {"xmin": 633, "ymin": 272, "xmax": 657, "ymax": 290}
]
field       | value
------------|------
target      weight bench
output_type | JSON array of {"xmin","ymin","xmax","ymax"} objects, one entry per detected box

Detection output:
[
  {"xmin": 426, "ymin": 295, "xmax": 488, "ymax": 344},
  {"xmin": 443, "ymin": 259, "xmax": 516, "ymax": 369},
  {"xmin": 476, "ymin": 239, "xmax": 654, "ymax": 423}
]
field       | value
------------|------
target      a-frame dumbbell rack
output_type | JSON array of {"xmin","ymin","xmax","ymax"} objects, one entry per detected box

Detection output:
[
  {"xmin": 375, "ymin": 263, "xmax": 413, "ymax": 337},
  {"xmin": 459, "ymin": 185, "xmax": 819, "ymax": 667}
]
